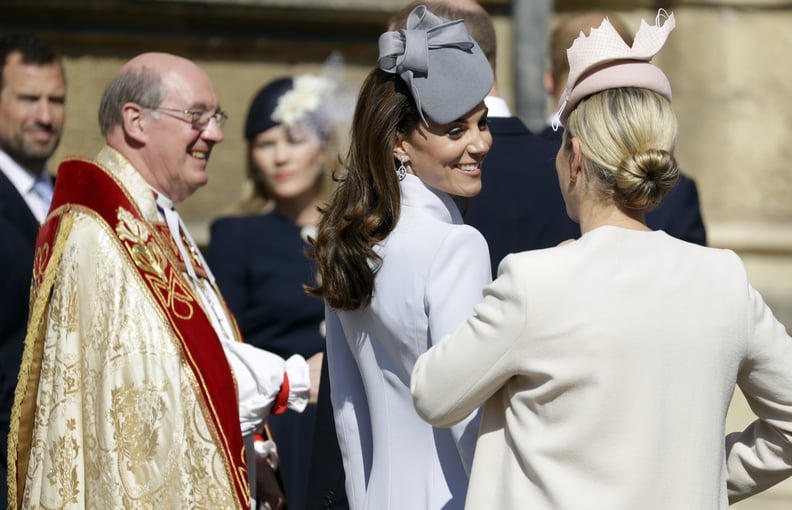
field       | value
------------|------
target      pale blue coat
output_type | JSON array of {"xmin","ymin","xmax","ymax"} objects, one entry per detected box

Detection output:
[{"xmin": 325, "ymin": 173, "xmax": 492, "ymax": 509}]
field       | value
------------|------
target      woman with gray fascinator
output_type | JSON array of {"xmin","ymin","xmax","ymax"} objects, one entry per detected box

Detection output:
[
  {"xmin": 412, "ymin": 10, "xmax": 792, "ymax": 509},
  {"xmin": 306, "ymin": 5, "xmax": 494, "ymax": 509}
]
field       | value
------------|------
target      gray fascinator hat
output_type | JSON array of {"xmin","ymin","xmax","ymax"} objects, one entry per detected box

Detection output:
[{"xmin": 378, "ymin": 4, "xmax": 493, "ymax": 126}]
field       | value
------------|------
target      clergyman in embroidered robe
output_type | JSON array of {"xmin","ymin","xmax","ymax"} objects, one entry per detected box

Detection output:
[{"xmin": 8, "ymin": 53, "xmax": 313, "ymax": 510}]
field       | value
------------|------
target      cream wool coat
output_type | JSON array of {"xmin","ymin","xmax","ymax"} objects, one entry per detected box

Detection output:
[
  {"xmin": 412, "ymin": 226, "xmax": 792, "ymax": 510},
  {"xmin": 325, "ymin": 173, "xmax": 492, "ymax": 510}
]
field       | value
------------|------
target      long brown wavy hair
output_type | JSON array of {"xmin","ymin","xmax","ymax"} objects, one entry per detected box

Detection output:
[{"xmin": 305, "ymin": 68, "xmax": 421, "ymax": 310}]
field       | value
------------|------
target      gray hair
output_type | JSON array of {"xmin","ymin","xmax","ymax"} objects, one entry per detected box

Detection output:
[{"xmin": 98, "ymin": 66, "xmax": 165, "ymax": 136}]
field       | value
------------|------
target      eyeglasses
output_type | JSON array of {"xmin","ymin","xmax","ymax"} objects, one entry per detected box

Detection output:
[{"xmin": 146, "ymin": 106, "xmax": 228, "ymax": 129}]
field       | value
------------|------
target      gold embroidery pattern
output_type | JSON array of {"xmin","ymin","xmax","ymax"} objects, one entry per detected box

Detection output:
[
  {"xmin": 46, "ymin": 419, "xmax": 80, "ymax": 506},
  {"xmin": 113, "ymin": 199, "xmax": 245, "ymax": 505},
  {"xmin": 32, "ymin": 242, "xmax": 50, "ymax": 294},
  {"xmin": 116, "ymin": 207, "xmax": 195, "ymax": 320},
  {"xmin": 110, "ymin": 384, "xmax": 167, "ymax": 470},
  {"xmin": 115, "ymin": 206, "xmax": 246, "ymax": 505},
  {"xmin": 8, "ymin": 212, "xmax": 73, "ymax": 510}
]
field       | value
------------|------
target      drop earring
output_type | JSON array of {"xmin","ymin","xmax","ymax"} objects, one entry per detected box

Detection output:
[{"xmin": 397, "ymin": 156, "xmax": 407, "ymax": 181}]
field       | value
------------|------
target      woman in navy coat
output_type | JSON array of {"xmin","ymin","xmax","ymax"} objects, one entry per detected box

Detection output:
[{"xmin": 207, "ymin": 74, "xmax": 341, "ymax": 510}]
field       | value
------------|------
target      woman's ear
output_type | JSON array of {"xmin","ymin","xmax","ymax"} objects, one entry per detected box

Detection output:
[
  {"xmin": 569, "ymin": 136, "xmax": 584, "ymax": 183},
  {"xmin": 121, "ymin": 102, "xmax": 148, "ymax": 144},
  {"xmin": 393, "ymin": 132, "xmax": 408, "ymax": 161}
]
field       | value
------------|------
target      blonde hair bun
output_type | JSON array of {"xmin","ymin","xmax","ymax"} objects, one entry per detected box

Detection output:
[{"xmin": 615, "ymin": 149, "xmax": 679, "ymax": 210}]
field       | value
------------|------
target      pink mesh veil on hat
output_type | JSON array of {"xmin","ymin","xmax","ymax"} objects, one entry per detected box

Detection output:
[{"xmin": 553, "ymin": 9, "xmax": 676, "ymax": 130}]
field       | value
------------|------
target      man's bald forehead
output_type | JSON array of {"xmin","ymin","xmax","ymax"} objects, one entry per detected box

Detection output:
[{"xmin": 120, "ymin": 52, "xmax": 193, "ymax": 74}]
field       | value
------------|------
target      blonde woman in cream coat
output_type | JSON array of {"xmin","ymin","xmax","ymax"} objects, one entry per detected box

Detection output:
[{"xmin": 411, "ymin": 13, "xmax": 792, "ymax": 510}]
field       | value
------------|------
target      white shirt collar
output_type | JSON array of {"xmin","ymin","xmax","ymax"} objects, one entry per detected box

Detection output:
[
  {"xmin": 484, "ymin": 96, "xmax": 512, "ymax": 118},
  {"xmin": 152, "ymin": 188, "xmax": 175, "ymax": 210},
  {"xmin": 0, "ymin": 149, "xmax": 53, "ymax": 222}
]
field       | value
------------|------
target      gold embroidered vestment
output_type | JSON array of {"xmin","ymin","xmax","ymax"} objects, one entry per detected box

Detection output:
[{"xmin": 8, "ymin": 148, "xmax": 248, "ymax": 509}]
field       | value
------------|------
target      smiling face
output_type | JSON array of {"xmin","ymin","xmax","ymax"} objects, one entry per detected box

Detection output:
[
  {"xmin": 140, "ymin": 59, "xmax": 224, "ymax": 203},
  {"xmin": 250, "ymin": 122, "xmax": 325, "ymax": 204},
  {"xmin": 395, "ymin": 102, "xmax": 491, "ymax": 198},
  {"xmin": 0, "ymin": 52, "xmax": 65, "ymax": 175}
]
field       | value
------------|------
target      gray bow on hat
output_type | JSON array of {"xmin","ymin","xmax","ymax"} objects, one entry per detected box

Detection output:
[{"xmin": 377, "ymin": 5, "xmax": 493, "ymax": 126}]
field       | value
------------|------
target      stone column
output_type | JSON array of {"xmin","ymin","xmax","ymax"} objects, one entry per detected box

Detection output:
[{"xmin": 513, "ymin": 0, "xmax": 552, "ymax": 132}]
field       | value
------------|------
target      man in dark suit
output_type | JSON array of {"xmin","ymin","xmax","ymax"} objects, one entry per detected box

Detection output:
[
  {"xmin": 0, "ymin": 33, "xmax": 64, "ymax": 503},
  {"xmin": 543, "ymin": 11, "xmax": 707, "ymax": 246}
]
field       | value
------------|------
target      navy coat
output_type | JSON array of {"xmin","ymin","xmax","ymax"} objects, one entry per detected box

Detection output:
[
  {"xmin": 465, "ymin": 116, "xmax": 581, "ymax": 277},
  {"xmin": 0, "ymin": 168, "xmax": 40, "ymax": 504},
  {"xmin": 207, "ymin": 212, "xmax": 345, "ymax": 510}
]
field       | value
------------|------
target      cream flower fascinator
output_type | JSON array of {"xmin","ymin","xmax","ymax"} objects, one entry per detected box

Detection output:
[
  {"xmin": 271, "ymin": 74, "xmax": 334, "ymax": 129},
  {"xmin": 554, "ymin": 9, "xmax": 676, "ymax": 129},
  {"xmin": 245, "ymin": 51, "xmax": 358, "ymax": 141},
  {"xmin": 245, "ymin": 74, "xmax": 335, "ymax": 140}
]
